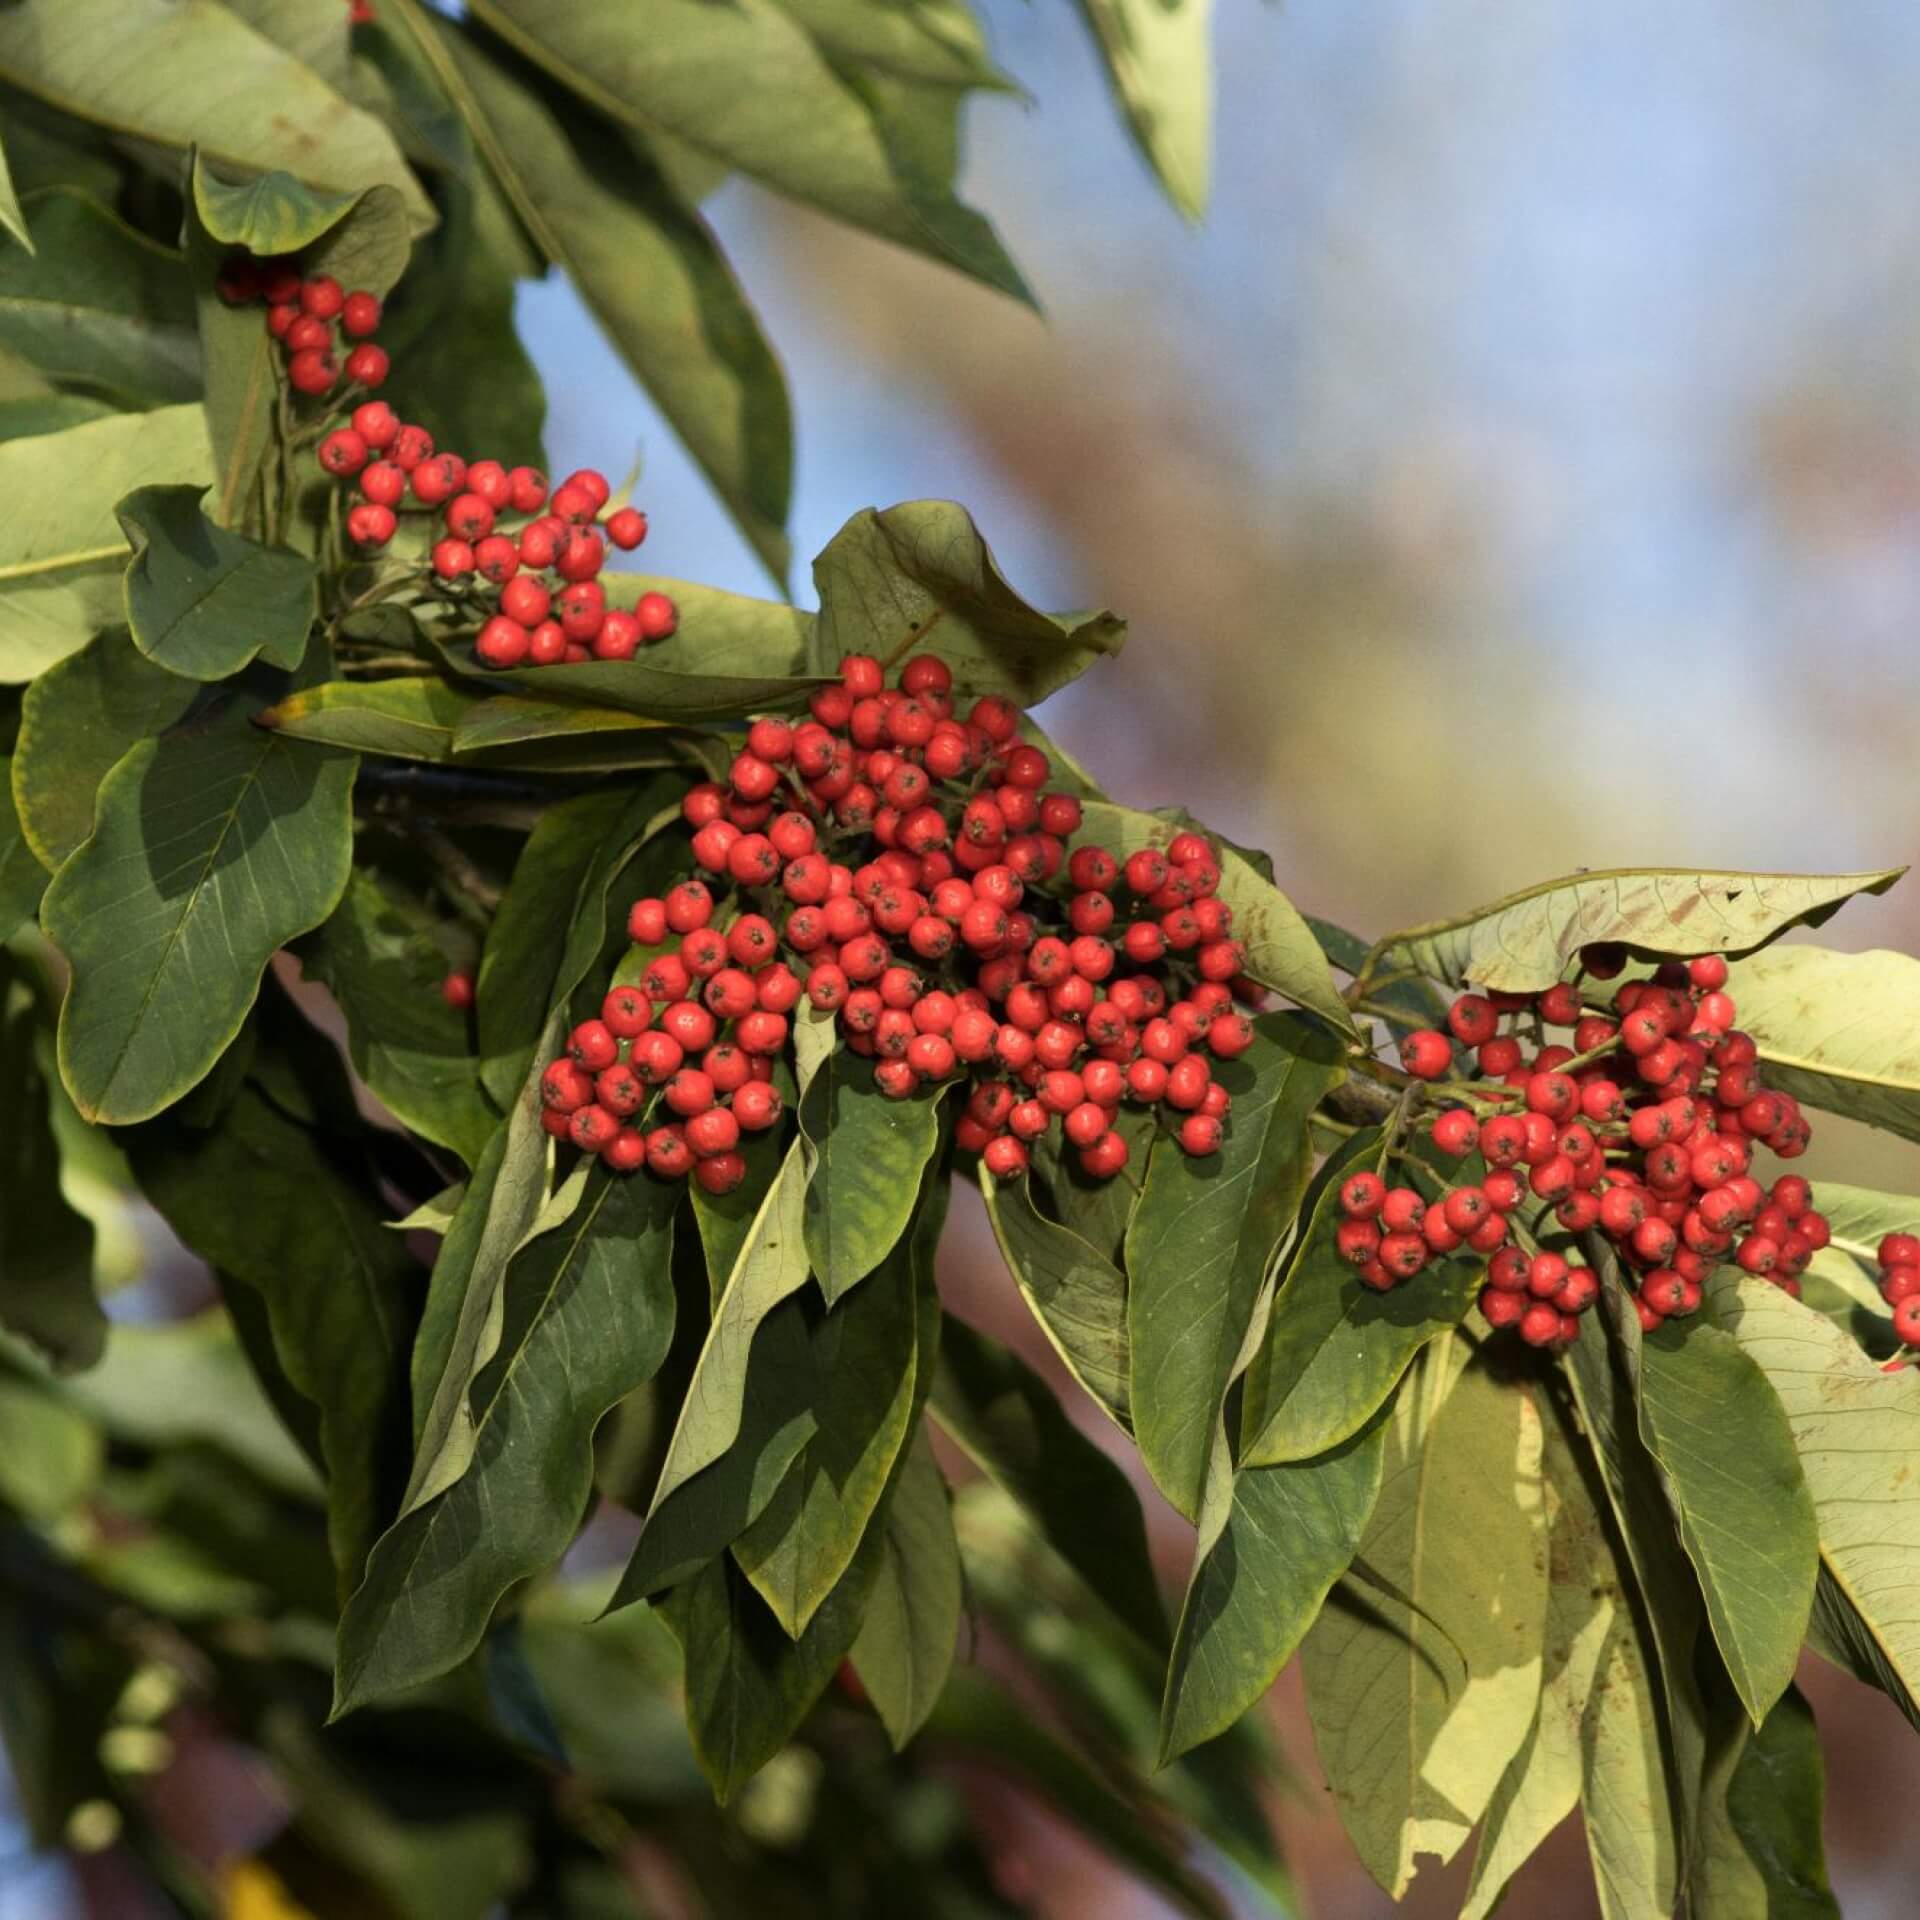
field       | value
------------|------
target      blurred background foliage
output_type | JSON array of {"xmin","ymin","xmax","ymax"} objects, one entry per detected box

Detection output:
[{"xmin": 7, "ymin": 1, "xmax": 1920, "ymax": 1915}]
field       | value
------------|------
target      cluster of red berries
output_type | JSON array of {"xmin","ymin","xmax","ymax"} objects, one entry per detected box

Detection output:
[
  {"xmin": 221, "ymin": 251, "xmax": 677, "ymax": 669},
  {"xmin": 530, "ymin": 652, "xmax": 1263, "ymax": 1191},
  {"xmin": 1877, "ymin": 1233, "xmax": 1920, "ymax": 1347},
  {"xmin": 1329, "ymin": 1164, "xmax": 1593, "ymax": 1342},
  {"xmin": 1397, "ymin": 951, "xmax": 1824, "ymax": 1340},
  {"xmin": 217, "ymin": 257, "xmax": 389, "ymax": 401}
]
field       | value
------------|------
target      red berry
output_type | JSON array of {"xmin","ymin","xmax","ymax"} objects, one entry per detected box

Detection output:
[
  {"xmin": 440, "ymin": 971, "xmax": 474, "ymax": 1010},
  {"xmin": 341, "ymin": 290, "xmax": 382, "ymax": 337},
  {"xmin": 318, "ymin": 429, "xmax": 368, "ymax": 476},
  {"xmin": 1518, "ymin": 1302, "xmax": 1563, "ymax": 1348},
  {"xmin": 605, "ymin": 506, "xmax": 648, "ymax": 549},
  {"xmin": 287, "ymin": 348, "xmax": 338, "ymax": 395},
  {"xmin": 346, "ymin": 503, "xmax": 396, "ymax": 547},
  {"xmin": 983, "ymin": 1135, "xmax": 1029, "ymax": 1178},
  {"xmin": 358, "ymin": 460, "xmax": 405, "ymax": 508},
  {"xmin": 636, "ymin": 591, "xmax": 679, "ymax": 641},
  {"xmin": 1400, "ymin": 1029, "xmax": 1452, "ymax": 1080},
  {"xmin": 1178, "ymin": 1113, "xmax": 1224, "ymax": 1156},
  {"xmin": 300, "ymin": 275, "xmax": 345, "ymax": 319},
  {"xmin": 344, "ymin": 343, "xmax": 389, "ymax": 388},
  {"xmin": 475, "ymin": 616, "xmax": 530, "ymax": 668},
  {"xmin": 1480, "ymin": 1286, "xmax": 1527, "ymax": 1329}
]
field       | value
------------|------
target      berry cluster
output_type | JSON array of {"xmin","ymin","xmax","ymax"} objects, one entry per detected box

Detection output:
[
  {"xmin": 216, "ymin": 255, "xmax": 389, "ymax": 400},
  {"xmin": 1876, "ymin": 1233, "xmax": 1920, "ymax": 1347},
  {"xmin": 219, "ymin": 252, "xmax": 676, "ymax": 668},
  {"xmin": 1330, "ymin": 1165, "xmax": 1583, "ymax": 1335},
  {"xmin": 1398, "ymin": 951, "xmax": 1824, "ymax": 1341},
  {"xmin": 531, "ymin": 652, "xmax": 1262, "ymax": 1191}
]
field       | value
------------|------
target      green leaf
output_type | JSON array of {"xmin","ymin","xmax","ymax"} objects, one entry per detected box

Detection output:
[
  {"xmin": 404, "ymin": 8, "xmax": 792, "ymax": 584},
  {"xmin": 62, "ymin": 1311, "xmax": 318, "ymax": 1497},
  {"xmin": 1800, "ymin": 1179, "xmax": 1920, "ymax": 1267},
  {"xmin": 469, "ymin": 0, "xmax": 1031, "ymax": 304},
  {"xmin": 777, "ymin": 0, "xmax": 1010, "ymax": 87},
  {"xmin": 1124, "ymin": 1011, "xmax": 1345, "ymax": 1516},
  {"xmin": 1241, "ymin": 1134, "xmax": 1485, "ymax": 1466},
  {"xmin": 1070, "ymin": 800, "xmax": 1358, "ymax": 1038},
  {"xmin": 297, "ymin": 869, "xmax": 498, "ymax": 1165},
  {"xmin": 612, "ymin": 1140, "xmax": 818, "ymax": 1605},
  {"xmin": 1029, "ymin": 1101, "xmax": 1156, "ymax": 1265},
  {"xmin": 1563, "ymin": 1281, "xmax": 1711, "ymax": 1866},
  {"xmin": 400, "ymin": 1018, "xmax": 569, "ymax": 1514},
  {"xmin": 476, "ymin": 779, "xmax": 679, "ymax": 1106},
  {"xmin": 982, "ymin": 1163, "xmax": 1131, "ymax": 1429},
  {"xmin": 116, "ymin": 483, "xmax": 314, "ymax": 678},
  {"xmin": 1631, "ymin": 1309, "xmax": 1817, "ymax": 1727},
  {"xmin": 124, "ymin": 1085, "xmax": 416, "ymax": 1601},
  {"xmin": 1073, "ymin": 0, "xmax": 1214, "ymax": 221},
  {"xmin": 333, "ymin": 1162, "xmax": 677, "ymax": 1714},
  {"xmin": 0, "ymin": 1376, "xmax": 102, "ymax": 1521},
  {"xmin": 810, "ymin": 501, "xmax": 1124, "ymax": 702},
  {"xmin": 798, "ymin": 1046, "xmax": 942, "ymax": 1304},
  {"xmin": 257, "ymin": 675, "xmax": 473, "ymax": 761},
  {"xmin": 1707, "ymin": 1270, "xmax": 1920, "ymax": 1740},
  {"xmin": 11, "ymin": 630, "xmax": 202, "ymax": 871},
  {"xmin": 0, "ymin": 404, "xmax": 213, "ymax": 682},
  {"xmin": 0, "ymin": 188, "xmax": 198, "ymax": 403},
  {"xmin": 849, "ymin": 1424, "xmax": 960, "ymax": 1748},
  {"xmin": 0, "ymin": 755, "xmax": 43, "ymax": 940},
  {"xmin": 0, "ymin": 960, "xmax": 103, "ymax": 1371},
  {"xmin": 1300, "ymin": 1341, "xmax": 1549, "ymax": 1899},
  {"xmin": 733, "ymin": 1226, "xmax": 928, "ymax": 1635},
  {"xmin": 1160, "ymin": 1419, "xmax": 1385, "ymax": 1762},
  {"xmin": 0, "ymin": 118, "xmax": 30, "ymax": 253},
  {"xmin": 928, "ymin": 1316, "xmax": 1169, "ymax": 1653},
  {"xmin": 1375, "ymin": 866, "xmax": 1904, "ymax": 994},
  {"xmin": 661, "ymin": 1536, "xmax": 879, "ymax": 1804},
  {"xmin": 1722, "ymin": 944, "xmax": 1920, "ymax": 1144},
  {"xmin": 220, "ymin": 0, "xmax": 353, "ymax": 92},
  {"xmin": 689, "ymin": 1119, "xmax": 790, "ymax": 1304},
  {"xmin": 0, "ymin": 2, "xmax": 434, "ymax": 230},
  {"xmin": 450, "ymin": 695, "xmax": 672, "ymax": 758},
  {"xmin": 1693, "ymin": 1681, "xmax": 1840, "ymax": 1919},
  {"xmin": 434, "ymin": 611, "xmax": 827, "ymax": 726},
  {"xmin": 1463, "ymin": 1408, "xmax": 1674, "ymax": 1920},
  {"xmin": 187, "ymin": 156, "xmax": 413, "ymax": 534},
  {"xmin": 42, "ymin": 700, "xmax": 356, "ymax": 1124}
]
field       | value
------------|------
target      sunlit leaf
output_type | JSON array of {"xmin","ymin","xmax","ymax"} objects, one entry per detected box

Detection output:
[
  {"xmin": 1374, "ymin": 866, "xmax": 1902, "ymax": 994},
  {"xmin": 810, "ymin": 501, "xmax": 1124, "ymax": 703},
  {"xmin": 1300, "ymin": 1341, "xmax": 1548, "ymax": 1898}
]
